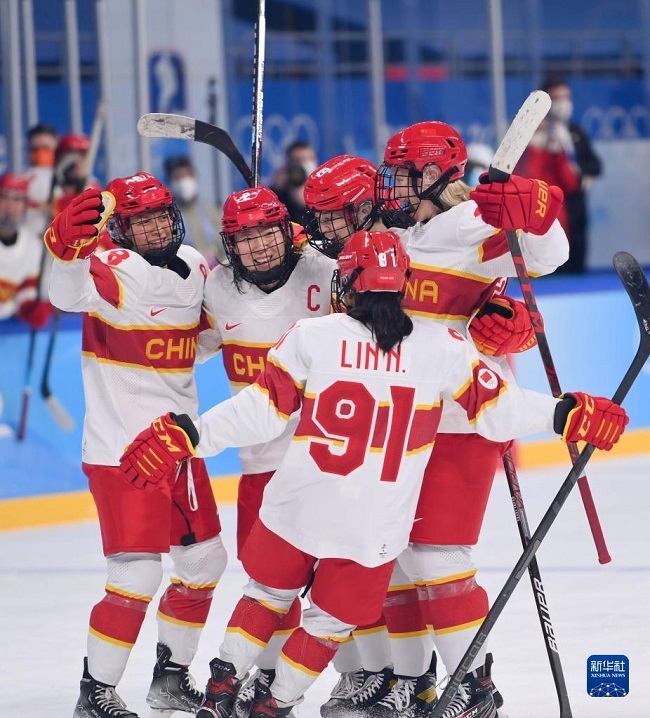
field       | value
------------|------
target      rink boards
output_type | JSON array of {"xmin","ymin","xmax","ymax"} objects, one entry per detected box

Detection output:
[{"xmin": 1, "ymin": 271, "xmax": 649, "ymax": 530}]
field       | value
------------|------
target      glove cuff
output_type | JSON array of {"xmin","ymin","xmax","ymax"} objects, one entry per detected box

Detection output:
[
  {"xmin": 171, "ymin": 412, "xmax": 200, "ymax": 448},
  {"xmin": 553, "ymin": 393, "xmax": 578, "ymax": 435}
]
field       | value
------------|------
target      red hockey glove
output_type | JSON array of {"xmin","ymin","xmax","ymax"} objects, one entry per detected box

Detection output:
[
  {"xmin": 17, "ymin": 299, "xmax": 54, "ymax": 330},
  {"xmin": 44, "ymin": 188, "xmax": 105, "ymax": 262},
  {"xmin": 469, "ymin": 296, "xmax": 537, "ymax": 356},
  {"xmin": 470, "ymin": 174, "xmax": 564, "ymax": 235},
  {"xmin": 119, "ymin": 413, "xmax": 199, "ymax": 490},
  {"xmin": 554, "ymin": 392, "xmax": 629, "ymax": 451}
]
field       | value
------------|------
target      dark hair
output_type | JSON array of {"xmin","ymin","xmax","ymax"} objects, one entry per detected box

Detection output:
[
  {"xmin": 163, "ymin": 155, "xmax": 194, "ymax": 180},
  {"xmin": 541, "ymin": 75, "xmax": 568, "ymax": 93},
  {"xmin": 27, "ymin": 123, "xmax": 58, "ymax": 140},
  {"xmin": 347, "ymin": 291, "xmax": 413, "ymax": 353},
  {"xmin": 285, "ymin": 140, "xmax": 312, "ymax": 159}
]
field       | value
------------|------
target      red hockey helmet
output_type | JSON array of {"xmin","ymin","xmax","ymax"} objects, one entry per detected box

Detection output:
[
  {"xmin": 383, "ymin": 121, "xmax": 467, "ymax": 177},
  {"xmin": 333, "ymin": 229, "xmax": 410, "ymax": 310},
  {"xmin": 0, "ymin": 173, "xmax": 29, "ymax": 232},
  {"xmin": 0, "ymin": 172, "xmax": 29, "ymax": 197},
  {"xmin": 303, "ymin": 155, "xmax": 378, "ymax": 259},
  {"xmin": 105, "ymin": 172, "xmax": 184, "ymax": 266},
  {"xmin": 55, "ymin": 133, "xmax": 91, "ymax": 162},
  {"xmin": 221, "ymin": 187, "xmax": 295, "ymax": 288},
  {"xmin": 222, "ymin": 186, "xmax": 289, "ymax": 233},
  {"xmin": 378, "ymin": 121, "xmax": 467, "ymax": 227}
]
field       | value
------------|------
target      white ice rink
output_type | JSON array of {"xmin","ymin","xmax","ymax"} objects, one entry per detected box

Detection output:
[{"xmin": 2, "ymin": 453, "xmax": 649, "ymax": 718}]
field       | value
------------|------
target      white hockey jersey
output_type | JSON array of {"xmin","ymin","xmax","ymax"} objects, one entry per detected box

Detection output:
[
  {"xmin": 194, "ymin": 313, "xmax": 559, "ymax": 567},
  {"xmin": 201, "ymin": 245, "xmax": 335, "ymax": 474},
  {"xmin": 0, "ymin": 225, "xmax": 43, "ymax": 319},
  {"xmin": 397, "ymin": 200, "xmax": 569, "ymax": 433},
  {"xmin": 48, "ymin": 244, "xmax": 211, "ymax": 465}
]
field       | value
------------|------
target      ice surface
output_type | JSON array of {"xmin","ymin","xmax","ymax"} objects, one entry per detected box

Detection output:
[{"xmin": 1, "ymin": 454, "xmax": 648, "ymax": 717}]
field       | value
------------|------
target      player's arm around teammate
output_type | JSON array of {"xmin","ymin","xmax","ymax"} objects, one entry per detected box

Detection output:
[{"xmin": 121, "ymin": 229, "xmax": 626, "ymax": 718}]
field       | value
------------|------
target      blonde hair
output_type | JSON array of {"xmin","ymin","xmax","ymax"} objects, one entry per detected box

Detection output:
[{"xmin": 438, "ymin": 179, "xmax": 472, "ymax": 210}]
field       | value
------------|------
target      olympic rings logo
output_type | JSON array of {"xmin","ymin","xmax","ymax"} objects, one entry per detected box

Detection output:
[
  {"xmin": 234, "ymin": 113, "xmax": 321, "ymax": 172},
  {"xmin": 581, "ymin": 105, "xmax": 649, "ymax": 140}
]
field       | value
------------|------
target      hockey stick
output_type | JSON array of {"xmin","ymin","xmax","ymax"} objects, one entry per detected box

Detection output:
[
  {"xmin": 251, "ymin": 0, "xmax": 266, "ymax": 186},
  {"xmin": 17, "ymin": 244, "xmax": 48, "ymax": 441},
  {"xmin": 38, "ymin": 98, "xmax": 107, "ymax": 433},
  {"xmin": 501, "ymin": 450, "xmax": 573, "ymax": 717},
  {"xmin": 432, "ymin": 251, "xmax": 650, "ymax": 717},
  {"xmin": 137, "ymin": 113, "xmax": 254, "ymax": 188},
  {"xmin": 39, "ymin": 310, "xmax": 74, "ymax": 432},
  {"xmin": 489, "ymin": 92, "xmax": 611, "ymax": 564}
]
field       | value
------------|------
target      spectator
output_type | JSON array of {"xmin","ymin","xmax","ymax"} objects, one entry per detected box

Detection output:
[
  {"xmin": 0, "ymin": 173, "xmax": 52, "ymax": 328},
  {"xmin": 24, "ymin": 123, "xmax": 59, "ymax": 235},
  {"xmin": 164, "ymin": 155, "xmax": 223, "ymax": 266},
  {"xmin": 270, "ymin": 140, "xmax": 318, "ymax": 224},
  {"xmin": 518, "ymin": 76, "xmax": 602, "ymax": 273}
]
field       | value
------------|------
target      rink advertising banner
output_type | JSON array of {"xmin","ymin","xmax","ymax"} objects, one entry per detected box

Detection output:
[{"xmin": 1, "ymin": 280, "xmax": 650, "ymax": 526}]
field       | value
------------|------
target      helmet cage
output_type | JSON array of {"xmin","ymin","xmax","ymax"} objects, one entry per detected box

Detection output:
[
  {"xmin": 376, "ymin": 162, "xmax": 458, "ymax": 229},
  {"xmin": 221, "ymin": 216, "xmax": 295, "ymax": 288},
  {"xmin": 107, "ymin": 204, "xmax": 185, "ymax": 266},
  {"xmin": 304, "ymin": 199, "xmax": 375, "ymax": 259}
]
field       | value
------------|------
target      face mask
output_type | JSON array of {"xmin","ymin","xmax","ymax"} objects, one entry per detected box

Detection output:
[
  {"xmin": 549, "ymin": 98, "xmax": 573, "ymax": 123},
  {"xmin": 29, "ymin": 147, "xmax": 55, "ymax": 167},
  {"xmin": 171, "ymin": 175, "xmax": 199, "ymax": 203},
  {"xmin": 300, "ymin": 159, "xmax": 318, "ymax": 177}
]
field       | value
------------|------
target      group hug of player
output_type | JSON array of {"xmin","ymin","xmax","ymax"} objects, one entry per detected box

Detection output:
[{"xmin": 44, "ymin": 120, "xmax": 628, "ymax": 718}]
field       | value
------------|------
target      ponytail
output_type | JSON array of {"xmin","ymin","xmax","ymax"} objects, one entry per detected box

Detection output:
[{"xmin": 347, "ymin": 291, "xmax": 413, "ymax": 353}]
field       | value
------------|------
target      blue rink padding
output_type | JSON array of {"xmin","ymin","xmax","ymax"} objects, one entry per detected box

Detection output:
[
  {"xmin": 1, "ymin": 269, "xmax": 649, "ymax": 501},
  {"xmin": 0, "ymin": 314, "xmax": 239, "ymax": 500}
]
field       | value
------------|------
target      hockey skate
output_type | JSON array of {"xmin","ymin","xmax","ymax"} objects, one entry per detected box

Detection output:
[
  {"xmin": 249, "ymin": 679, "xmax": 300, "ymax": 718},
  {"xmin": 196, "ymin": 657, "xmax": 245, "ymax": 718},
  {"xmin": 437, "ymin": 658, "xmax": 497, "ymax": 718},
  {"xmin": 483, "ymin": 654, "xmax": 508, "ymax": 718},
  {"xmin": 234, "ymin": 668, "xmax": 276, "ymax": 718},
  {"xmin": 364, "ymin": 653, "xmax": 437, "ymax": 717},
  {"xmin": 146, "ymin": 642, "xmax": 204, "ymax": 716},
  {"xmin": 319, "ymin": 666, "xmax": 395, "ymax": 716},
  {"xmin": 74, "ymin": 658, "xmax": 140, "ymax": 718}
]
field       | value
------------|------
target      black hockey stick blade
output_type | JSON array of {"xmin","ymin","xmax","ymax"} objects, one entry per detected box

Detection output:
[
  {"xmin": 137, "ymin": 113, "xmax": 254, "ymax": 187},
  {"xmin": 431, "ymin": 253, "xmax": 650, "ymax": 717},
  {"xmin": 612, "ymin": 251, "xmax": 650, "ymax": 402}
]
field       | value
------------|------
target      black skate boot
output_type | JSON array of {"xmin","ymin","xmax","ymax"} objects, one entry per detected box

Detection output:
[
  {"xmin": 234, "ymin": 668, "xmax": 275, "ymax": 718},
  {"xmin": 320, "ymin": 666, "xmax": 395, "ymax": 716},
  {"xmin": 365, "ymin": 652, "xmax": 437, "ymax": 717},
  {"xmin": 74, "ymin": 658, "xmax": 140, "ymax": 718},
  {"xmin": 146, "ymin": 642, "xmax": 204, "ymax": 716},
  {"xmin": 320, "ymin": 668, "xmax": 366, "ymax": 717},
  {"xmin": 483, "ymin": 654, "xmax": 507, "ymax": 718},
  {"xmin": 438, "ymin": 658, "xmax": 497, "ymax": 718},
  {"xmin": 249, "ymin": 680, "xmax": 299, "ymax": 718},
  {"xmin": 196, "ymin": 657, "xmax": 245, "ymax": 718}
]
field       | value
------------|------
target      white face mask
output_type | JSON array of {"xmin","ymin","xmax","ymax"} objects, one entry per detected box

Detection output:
[
  {"xmin": 171, "ymin": 175, "xmax": 199, "ymax": 203},
  {"xmin": 549, "ymin": 98, "xmax": 573, "ymax": 123},
  {"xmin": 300, "ymin": 159, "xmax": 318, "ymax": 177}
]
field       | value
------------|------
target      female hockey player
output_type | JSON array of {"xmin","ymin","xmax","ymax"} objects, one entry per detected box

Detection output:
[
  {"xmin": 46, "ymin": 174, "xmax": 227, "ymax": 718},
  {"xmin": 120, "ymin": 229, "xmax": 626, "ymax": 718},
  {"xmin": 198, "ymin": 185, "xmax": 335, "ymax": 716},
  {"xmin": 304, "ymin": 147, "xmax": 544, "ymax": 718}
]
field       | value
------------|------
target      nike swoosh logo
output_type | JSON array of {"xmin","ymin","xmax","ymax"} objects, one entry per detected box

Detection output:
[
  {"xmin": 150, "ymin": 307, "xmax": 168, "ymax": 316},
  {"xmin": 225, "ymin": 322, "xmax": 242, "ymax": 330}
]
